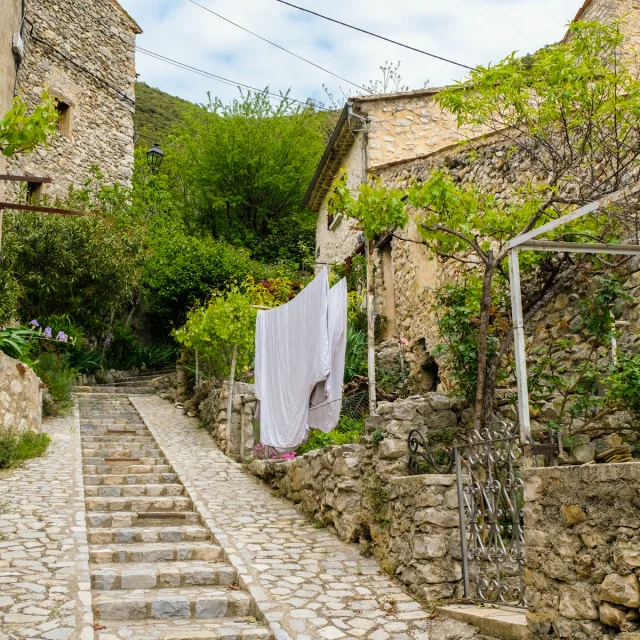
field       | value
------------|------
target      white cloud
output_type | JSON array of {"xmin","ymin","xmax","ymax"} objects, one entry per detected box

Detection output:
[{"xmin": 120, "ymin": 0, "xmax": 582, "ymax": 107}]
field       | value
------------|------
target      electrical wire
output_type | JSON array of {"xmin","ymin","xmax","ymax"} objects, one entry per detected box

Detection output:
[
  {"xmin": 276, "ymin": 0, "xmax": 476, "ymax": 71},
  {"xmin": 136, "ymin": 46, "xmax": 330, "ymax": 111},
  {"xmin": 186, "ymin": 0, "xmax": 371, "ymax": 94}
]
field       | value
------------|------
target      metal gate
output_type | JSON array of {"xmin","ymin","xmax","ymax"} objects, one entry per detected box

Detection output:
[{"xmin": 454, "ymin": 421, "xmax": 527, "ymax": 608}]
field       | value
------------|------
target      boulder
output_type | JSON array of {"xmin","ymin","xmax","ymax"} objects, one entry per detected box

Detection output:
[{"xmin": 600, "ymin": 602, "xmax": 627, "ymax": 628}]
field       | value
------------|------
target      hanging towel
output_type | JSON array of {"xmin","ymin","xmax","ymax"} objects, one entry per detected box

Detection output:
[
  {"xmin": 308, "ymin": 278, "xmax": 348, "ymax": 433},
  {"xmin": 254, "ymin": 268, "xmax": 330, "ymax": 450}
]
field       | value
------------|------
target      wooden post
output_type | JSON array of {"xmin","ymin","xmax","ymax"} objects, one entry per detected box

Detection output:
[
  {"xmin": 240, "ymin": 394, "xmax": 246, "ymax": 463},
  {"xmin": 366, "ymin": 237, "xmax": 376, "ymax": 415},
  {"xmin": 225, "ymin": 344, "xmax": 238, "ymax": 456},
  {"xmin": 195, "ymin": 349, "xmax": 199, "ymax": 390}
]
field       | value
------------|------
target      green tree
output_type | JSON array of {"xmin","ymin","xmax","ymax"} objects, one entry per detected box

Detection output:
[
  {"xmin": 0, "ymin": 94, "xmax": 57, "ymax": 157},
  {"xmin": 330, "ymin": 21, "xmax": 640, "ymax": 429},
  {"xmin": 168, "ymin": 90, "xmax": 329, "ymax": 264}
]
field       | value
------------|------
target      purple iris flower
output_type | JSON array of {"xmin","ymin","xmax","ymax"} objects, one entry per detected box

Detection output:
[
  {"xmin": 56, "ymin": 331, "xmax": 68, "ymax": 343},
  {"xmin": 43, "ymin": 327, "xmax": 52, "ymax": 339},
  {"xmin": 104, "ymin": 336, "xmax": 111, "ymax": 345},
  {"xmin": 29, "ymin": 319, "xmax": 39, "ymax": 328}
]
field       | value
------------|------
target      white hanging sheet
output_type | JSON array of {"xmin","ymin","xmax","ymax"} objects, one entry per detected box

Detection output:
[
  {"xmin": 254, "ymin": 268, "xmax": 330, "ymax": 450},
  {"xmin": 308, "ymin": 278, "xmax": 347, "ymax": 433}
]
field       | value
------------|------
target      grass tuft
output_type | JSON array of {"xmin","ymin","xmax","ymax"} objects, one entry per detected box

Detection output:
[{"xmin": 0, "ymin": 430, "xmax": 51, "ymax": 469}]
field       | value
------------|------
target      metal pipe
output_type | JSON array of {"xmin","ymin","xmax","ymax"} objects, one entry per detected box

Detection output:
[
  {"xmin": 455, "ymin": 449, "xmax": 470, "ymax": 598},
  {"xmin": 348, "ymin": 103, "xmax": 377, "ymax": 415},
  {"xmin": 240, "ymin": 394, "xmax": 246, "ymax": 463},
  {"xmin": 508, "ymin": 250, "xmax": 533, "ymax": 465}
]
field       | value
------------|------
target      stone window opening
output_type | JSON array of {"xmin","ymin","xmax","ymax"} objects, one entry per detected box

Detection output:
[
  {"xmin": 26, "ymin": 181, "xmax": 43, "ymax": 204},
  {"xmin": 55, "ymin": 99, "xmax": 73, "ymax": 138}
]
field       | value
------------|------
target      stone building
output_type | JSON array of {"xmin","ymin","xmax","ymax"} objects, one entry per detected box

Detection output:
[
  {"xmin": 306, "ymin": 0, "xmax": 640, "ymax": 390},
  {"xmin": 0, "ymin": 0, "xmax": 141, "ymax": 200}
]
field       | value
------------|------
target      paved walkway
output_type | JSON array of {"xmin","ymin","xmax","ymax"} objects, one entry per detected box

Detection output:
[
  {"xmin": 131, "ymin": 396, "xmax": 480, "ymax": 640},
  {"xmin": 0, "ymin": 407, "xmax": 93, "ymax": 640}
]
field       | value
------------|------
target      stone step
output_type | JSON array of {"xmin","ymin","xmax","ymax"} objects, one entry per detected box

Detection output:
[
  {"xmin": 84, "ymin": 473, "xmax": 179, "ymax": 486},
  {"xmin": 84, "ymin": 463, "xmax": 173, "ymax": 475},
  {"xmin": 94, "ymin": 618, "xmax": 272, "ymax": 640},
  {"xmin": 82, "ymin": 447, "xmax": 162, "ymax": 458},
  {"xmin": 91, "ymin": 562, "xmax": 237, "ymax": 590},
  {"xmin": 87, "ymin": 511, "xmax": 201, "ymax": 529},
  {"xmin": 93, "ymin": 587, "xmax": 254, "ymax": 621},
  {"xmin": 88, "ymin": 525, "xmax": 211, "ymax": 545},
  {"xmin": 77, "ymin": 386, "xmax": 157, "ymax": 394},
  {"xmin": 90, "ymin": 542, "xmax": 223, "ymax": 564},
  {"xmin": 85, "ymin": 484, "xmax": 186, "ymax": 498},
  {"xmin": 86, "ymin": 496, "xmax": 193, "ymax": 513},
  {"xmin": 83, "ymin": 455, "xmax": 168, "ymax": 466},
  {"xmin": 82, "ymin": 434, "xmax": 155, "ymax": 443}
]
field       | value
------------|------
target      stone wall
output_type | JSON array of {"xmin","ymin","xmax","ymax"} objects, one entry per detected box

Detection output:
[
  {"xmin": 525, "ymin": 462, "xmax": 640, "ymax": 639},
  {"xmin": 197, "ymin": 380, "xmax": 256, "ymax": 462},
  {"xmin": 0, "ymin": 352, "xmax": 42, "ymax": 432},
  {"xmin": 248, "ymin": 393, "xmax": 468, "ymax": 604},
  {"xmin": 6, "ymin": 0, "xmax": 140, "ymax": 197}
]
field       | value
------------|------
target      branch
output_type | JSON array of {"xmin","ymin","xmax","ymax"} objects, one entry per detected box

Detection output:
[{"xmin": 422, "ymin": 223, "xmax": 489, "ymax": 263}]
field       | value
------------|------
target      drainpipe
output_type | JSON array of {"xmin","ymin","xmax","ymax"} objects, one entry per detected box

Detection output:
[{"xmin": 347, "ymin": 103, "xmax": 376, "ymax": 415}]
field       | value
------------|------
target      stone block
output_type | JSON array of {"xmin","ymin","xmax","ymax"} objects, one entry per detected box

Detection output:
[
  {"xmin": 561, "ymin": 504, "xmax": 587, "ymax": 526},
  {"xmin": 121, "ymin": 567, "xmax": 157, "ymax": 589},
  {"xmin": 378, "ymin": 439, "xmax": 408, "ymax": 460},
  {"xmin": 413, "ymin": 534, "xmax": 448, "ymax": 559},
  {"xmin": 414, "ymin": 507, "xmax": 458, "ymax": 528},
  {"xmin": 195, "ymin": 596, "xmax": 228, "ymax": 618},
  {"xmin": 151, "ymin": 596, "xmax": 191, "ymax": 619},
  {"xmin": 600, "ymin": 602, "xmax": 627, "ymax": 628},
  {"xmin": 558, "ymin": 585, "xmax": 599, "ymax": 620},
  {"xmin": 417, "ymin": 558, "xmax": 462, "ymax": 584},
  {"xmin": 600, "ymin": 573, "xmax": 640, "ymax": 608}
]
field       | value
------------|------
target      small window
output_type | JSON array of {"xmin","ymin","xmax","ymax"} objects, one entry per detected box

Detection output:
[
  {"xmin": 27, "ymin": 182, "xmax": 42, "ymax": 203},
  {"xmin": 56, "ymin": 100, "xmax": 72, "ymax": 137}
]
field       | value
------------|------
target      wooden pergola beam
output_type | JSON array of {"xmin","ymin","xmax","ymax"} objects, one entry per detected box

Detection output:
[
  {"xmin": 0, "ymin": 175, "xmax": 53, "ymax": 184},
  {"xmin": 0, "ymin": 202, "xmax": 84, "ymax": 216}
]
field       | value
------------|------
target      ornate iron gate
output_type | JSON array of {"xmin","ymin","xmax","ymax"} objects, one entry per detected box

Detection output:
[{"xmin": 454, "ymin": 421, "xmax": 527, "ymax": 608}]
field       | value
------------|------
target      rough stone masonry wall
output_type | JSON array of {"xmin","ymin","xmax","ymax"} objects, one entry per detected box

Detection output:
[
  {"xmin": 7, "ymin": 0, "xmax": 139, "ymax": 197},
  {"xmin": 0, "ymin": 352, "xmax": 42, "ymax": 432},
  {"xmin": 249, "ymin": 393, "xmax": 468, "ymax": 604},
  {"xmin": 525, "ymin": 462, "xmax": 640, "ymax": 639},
  {"xmin": 197, "ymin": 380, "xmax": 257, "ymax": 462}
]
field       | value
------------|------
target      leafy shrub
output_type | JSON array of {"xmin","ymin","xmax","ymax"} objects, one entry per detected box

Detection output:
[
  {"xmin": 344, "ymin": 327, "xmax": 368, "ymax": 383},
  {"xmin": 0, "ymin": 328, "xmax": 37, "ymax": 359},
  {"xmin": 30, "ymin": 353, "xmax": 76, "ymax": 415},
  {"xmin": 297, "ymin": 415, "xmax": 366, "ymax": 455},
  {"xmin": 0, "ymin": 430, "xmax": 51, "ymax": 469},
  {"xmin": 69, "ymin": 349, "xmax": 103, "ymax": 374}
]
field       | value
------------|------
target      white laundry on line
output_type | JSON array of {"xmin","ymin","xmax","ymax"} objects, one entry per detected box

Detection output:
[
  {"xmin": 254, "ymin": 268, "xmax": 331, "ymax": 450},
  {"xmin": 308, "ymin": 277, "xmax": 348, "ymax": 433}
]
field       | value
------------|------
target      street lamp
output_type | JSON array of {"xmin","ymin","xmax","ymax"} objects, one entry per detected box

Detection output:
[{"xmin": 146, "ymin": 143, "xmax": 164, "ymax": 170}]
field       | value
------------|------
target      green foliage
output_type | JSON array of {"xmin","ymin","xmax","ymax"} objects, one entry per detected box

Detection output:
[
  {"xmin": 0, "ymin": 262, "xmax": 18, "ymax": 325},
  {"xmin": 142, "ymin": 217, "xmax": 272, "ymax": 328},
  {"xmin": 0, "ymin": 430, "xmax": 51, "ymax": 469},
  {"xmin": 169, "ymin": 90, "xmax": 328, "ymax": 263},
  {"xmin": 606, "ymin": 353, "xmax": 640, "ymax": 416},
  {"xmin": 297, "ymin": 415, "xmax": 366, "ymax": 455},
  {"xmin": 345, "ymin": 327, "xmax": 368, "ymax": 383},
  {"xmin": 4, "ymin": 193, "xmax": 142, "ymax": 331},
  {"xmin": 0, "ymin": 328, "xmax": 37, "ymax": 359},
  {"xmin": 30, "ymin": 353, "xmax": 76, "ymax": 414},
  {"xmin": 0, "ymin": 94, "xmax": 57, "ymax": 157},
  {"xmin": 371, "ymin": 428, "xmax": 383, "ymax": 447},
  {"xmin": 577, "ymin": 276, "xmax": 631, "ymax": 339},
  {"xmin": 329, "ymin": 170, "xmax": 407, "ymax": 239},
  {"xmin": 133, "ymin": 82, "xmax": 192, "ymax": 146},
  {"xmin": 175, "ymin": 277, "xmax": 298, "ymax": 377}
]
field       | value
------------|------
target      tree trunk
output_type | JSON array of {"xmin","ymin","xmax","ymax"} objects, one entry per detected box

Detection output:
[{"xmin": 474, "ymin": 255, "xmax": 495, "ymax": 430}]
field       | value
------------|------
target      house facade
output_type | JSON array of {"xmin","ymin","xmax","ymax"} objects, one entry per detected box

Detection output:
[
  {"xmin": 306, "ymin": 0, "xmax": 640, "ymax": 391},
  {"xmin": 0, "ymin": 0, "xmax": 141, "ymax": 200}
]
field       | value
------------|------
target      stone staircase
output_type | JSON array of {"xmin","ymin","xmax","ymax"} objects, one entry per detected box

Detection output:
[
  {"xmin": 76, "ymin": 369, "xmax": 176, "ymax": 396},
  {"xmin": 79, "ymin": 395, "xmax": 271, "ymax": 640}
]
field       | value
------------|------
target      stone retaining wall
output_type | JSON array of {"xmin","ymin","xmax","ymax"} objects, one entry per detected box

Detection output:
[
  {"xmin": 198, "ymin": 380, "xmax": 256, "ymax": 461},
  {"xmin": 0, "ymin": 352, "xmax": 42, "ymax": 432},
  {"xmin": 525, "ymin": 462, "xmax": 640, "ymax": 639}
]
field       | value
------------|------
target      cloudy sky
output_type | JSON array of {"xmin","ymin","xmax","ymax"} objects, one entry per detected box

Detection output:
[{"xmin": 120, "ymin": 0, "xmax": 584, "ymax": 108}]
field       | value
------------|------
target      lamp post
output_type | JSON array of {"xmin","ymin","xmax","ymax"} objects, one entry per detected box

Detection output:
[{"xmin": 146, "ymin": 143, "xmax": 164, "ymax": 170}]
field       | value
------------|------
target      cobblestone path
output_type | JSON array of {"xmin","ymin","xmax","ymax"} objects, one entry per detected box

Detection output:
[
  {"xmin": 0, "ymin": 408, "xmax": 93, "ymax": 640},
  {"xmin": 130, "ymin": 396, "xmax": 479, "ymax": 640},
  {"xmin": 78, "ymin": 394, "xmax": 271, "ymax": 640}
]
